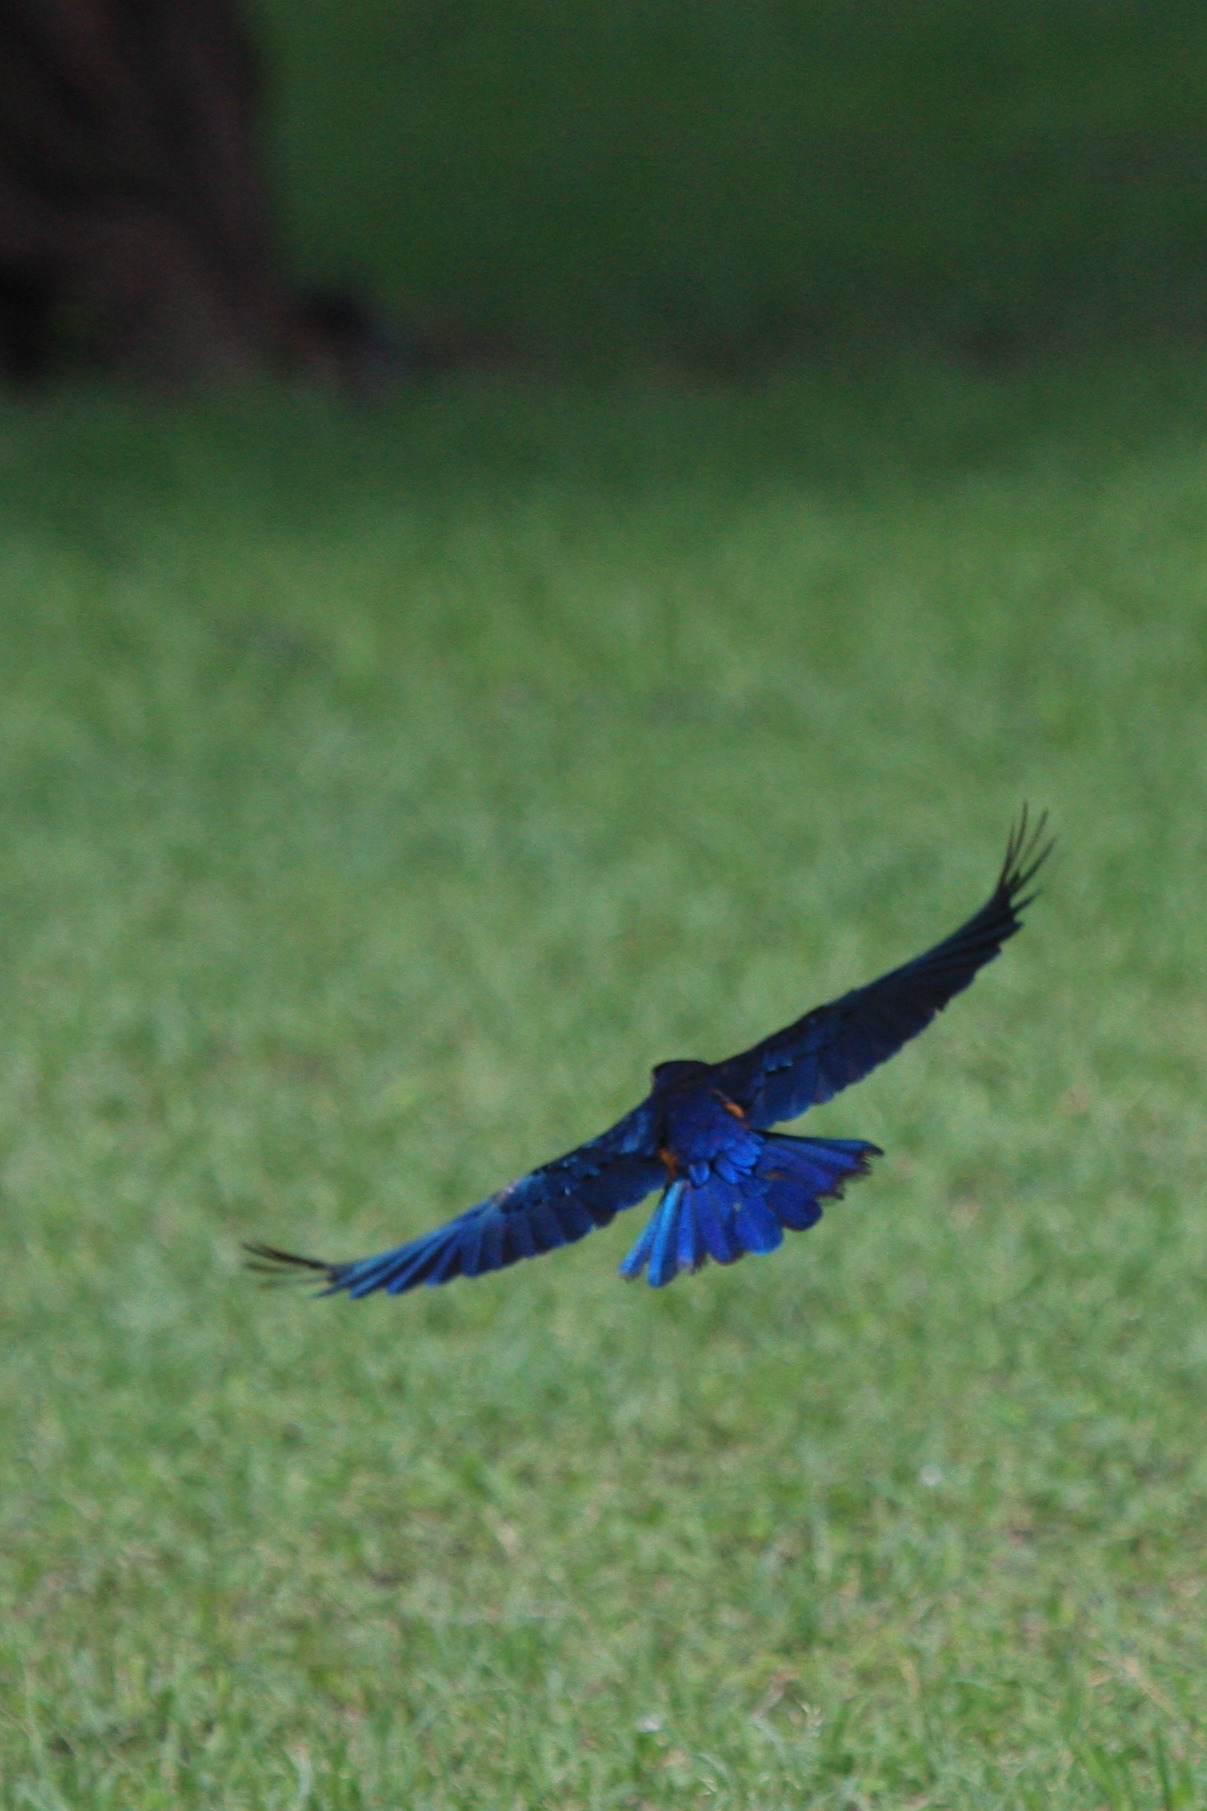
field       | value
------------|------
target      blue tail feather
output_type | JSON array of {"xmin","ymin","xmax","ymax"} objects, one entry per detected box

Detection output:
[
  {"xmin": 734, "ymin": 1194, "xmax": 783, "ymax": 1254},
  {"xmin": 619, "ymin": 1134, "xmax": 879, "ymax": 1287},
  {"xmin": 691, "ymin": 1180, "xmax": 741, "ymax": 1264},
  {"xmin": 617, "ymin": 1184, "xmax": 673, "ymax": 1279},
  {"xmin": 763, "ymin": 1184, "xmax": 823, "ymax": 1232},
  {"xmin": 675, "ymin": 1186, "xmax": 709, "ymax": 1273},
  {"xmin": 647, "ymin": 1182, "xmax": 685, "ymax": 1287}
]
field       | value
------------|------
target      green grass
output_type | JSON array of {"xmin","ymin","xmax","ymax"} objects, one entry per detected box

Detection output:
[
  {"xmin": 3, "ymin": 353, "xmax": 1207, "ymax": 1807},
  {"xmin": 255, "ymin": 0, "xmax": 1207, "ymax": 357}
]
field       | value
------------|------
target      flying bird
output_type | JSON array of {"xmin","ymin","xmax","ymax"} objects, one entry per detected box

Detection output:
[{"xmin": 247, "ymin": 811, "xmax": 1049, "ymax": 1297}]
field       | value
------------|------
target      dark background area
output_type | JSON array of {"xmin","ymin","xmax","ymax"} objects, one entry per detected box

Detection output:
[
  {"xmin": 4, "ymin": 0, "xmax": 1207, "ymax": 382},
  {"xmin": 256, "ymin": 0, "xmax": 1207, "ymax": 369}
]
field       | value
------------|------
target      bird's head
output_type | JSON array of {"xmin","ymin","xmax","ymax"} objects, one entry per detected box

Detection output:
[{"xmin": 650, "ymin": 1058, "xmax": 709, "ymax": 1092}]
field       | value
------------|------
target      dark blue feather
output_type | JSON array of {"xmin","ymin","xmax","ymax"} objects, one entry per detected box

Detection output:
[
  {"xmin": 689, "ymin": 1179, "xmax": 742, "ymax": 1264},
  {"xmin": 712, "ymin": 808, "xmax": 1050, "ymax": 1128},
  {"xmin": 617, "ymin": 1134, "xmax": 878, "ymax": 1286}
]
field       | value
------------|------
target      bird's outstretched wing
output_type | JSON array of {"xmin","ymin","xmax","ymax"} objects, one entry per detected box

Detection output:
[
  {"xmin": 245, "ymin": 1102, "xmax": 664, "ymax": 1298},
  {"xmin": 248, "ymin": 812, "xmax": 1049, "ymax": 1300},
  {"xmin": 710, "ymin": 809, "xmax": 1052, "ymax": 1129}
]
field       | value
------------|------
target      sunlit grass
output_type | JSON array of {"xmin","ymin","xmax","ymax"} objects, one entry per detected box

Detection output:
[{"xmin": 2, "ymin": 355, "xmax": 1207, "ymax": 1806}]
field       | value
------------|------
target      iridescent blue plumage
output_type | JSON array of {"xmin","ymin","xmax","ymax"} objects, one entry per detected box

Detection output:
[{"xmin": 246, "ymin": 811, "xmax": 1049, "ymax": 1297}]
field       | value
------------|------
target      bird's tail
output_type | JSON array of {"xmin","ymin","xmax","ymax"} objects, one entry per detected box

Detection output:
[{"xmin": 618, "ymin": 1133, "xmax": 879, "ymax": 1288}]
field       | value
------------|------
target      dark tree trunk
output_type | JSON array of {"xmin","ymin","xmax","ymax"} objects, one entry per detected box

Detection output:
[{"xmin": 0, "ymin": 0, "xmax": 338, "ymax": 383}]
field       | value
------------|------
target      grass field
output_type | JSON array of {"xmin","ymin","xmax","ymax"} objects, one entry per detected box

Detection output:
[
  {"xmin": 256, "ymin": 0, "xmax": 1207, "ymax": 357},
  {"xmin": 2, "ymin": 354, "xmax": 1207, "ymax": 1808}
]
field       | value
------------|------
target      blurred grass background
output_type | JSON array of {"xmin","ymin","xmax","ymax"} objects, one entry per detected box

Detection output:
[
  {"xmin": 6, "ymin": 2, "xmax": 1207, "ymax": 1803},
  {"xmin": 2, "ymin": 355, "xmax": 1207, "ymax": 1803},
  {"xmin": 257, "ymin": 0, "xmax": 1207, "ymax": 361}
]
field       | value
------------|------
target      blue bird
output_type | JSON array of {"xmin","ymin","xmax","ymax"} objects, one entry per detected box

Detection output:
[{"xmin": 246, "ymin": 812, "xmax": 1049, "ymax": 1297}]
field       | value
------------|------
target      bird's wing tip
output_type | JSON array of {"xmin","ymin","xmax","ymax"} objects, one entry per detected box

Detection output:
[
  {"xmin": 242, "ymin": 1241, "xmax": 341, "ymax": 1288},
  {"xmin": 1000, "ymin": 804, "xmax": 1055, "ymax": 901}
]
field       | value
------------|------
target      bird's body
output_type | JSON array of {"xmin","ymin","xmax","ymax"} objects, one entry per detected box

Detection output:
[{"xmin": 248, "ymin": 812, "xmax": 1049, "ymax": 1298}]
